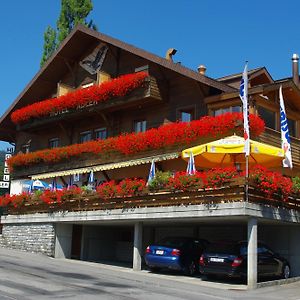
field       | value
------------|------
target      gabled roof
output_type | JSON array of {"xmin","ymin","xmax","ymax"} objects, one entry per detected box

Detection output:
[
  {"xmin": 218, "ymin": 67, "xmax": 274, "ymax": 86},
  {"xmin": 205, "ymin": 78, "xmax": 300, "ymax": 112},
  {"xmin": 0, "ymin": 25, "xmax": 235, "ymax": 142},
  {"xmin": 217, "ymin": 67, "xmax": 261, "ymax": 81}
]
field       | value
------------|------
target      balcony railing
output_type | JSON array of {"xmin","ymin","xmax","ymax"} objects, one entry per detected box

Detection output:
[
  {"xmin": 4, "ymin": 179, "xmax": 300, "ymax": 216},
  {"xmin": 12, "ymin": 129, "xmax": 299, "ymax": 179},
  {"xmin": 17, "ymin": 76, "xmax": 162, "ymax": 131},
  {"xmin": 258, "ymin": 128, "xmax": 300, "ymax": 167},
  {"xmin": 10, "ymin": 113, "xmax": 265, "ymax": 178}
]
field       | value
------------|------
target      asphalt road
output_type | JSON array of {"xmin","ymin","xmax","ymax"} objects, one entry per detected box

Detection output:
[{"xmin": 0, "ymin": 248, "xmax": 299, "ymax": 300}]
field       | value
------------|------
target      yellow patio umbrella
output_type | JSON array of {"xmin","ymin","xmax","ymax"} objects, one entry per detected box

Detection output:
[{"xmin": 181, "ymin": 135, "xmax": 284, "ymax": 169}]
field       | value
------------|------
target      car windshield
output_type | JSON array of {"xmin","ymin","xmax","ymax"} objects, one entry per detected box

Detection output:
[
  {"xmin": 156, "ymin": 237, "xmax": 189, "ymax": 248},
  {"xmin": 206, "ymin": 242, "xmax": 240, "ymax": 254}
]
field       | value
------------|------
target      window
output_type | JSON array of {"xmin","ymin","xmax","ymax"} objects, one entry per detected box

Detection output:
[
  {"xmin": 257, "ymin": 106, "xmax": 276, "ymax": 130},
  {"xmin": 21, "ymin": 144, "xmax": 30, "ymax": 154},
  {"xmin": 95, "ymin": 127, "xmax": 107, "ymax": 140},
  {"xmin": 49, "ymin": 138, "xmax": 59, "ymax": 149},
  {"xmin": 287, "ymin": 118, "xmax": 296, "ymax": 137},
  {"xmin": 213, "ymin": 106, "xmax": 241, "ymax": 116},
  {"xmin": 180, "ymin": 109, "xmax": 194, "ymax": 122},
  {"xmin": 134, "ymin": 120, "xmax": 147, "ymax": 133},
  {"xmin": 80, "ymin": 131, "xmax": 92, "ymax": 143}
]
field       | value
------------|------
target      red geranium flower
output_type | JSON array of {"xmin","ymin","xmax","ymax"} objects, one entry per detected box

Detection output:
[
  {"xmin": 7, "ymin": 112, "xmax": 265, "ymax": 170},
  {"xmin": 11, "ymin": 72, "xmax": 148, "ymax": 124}
]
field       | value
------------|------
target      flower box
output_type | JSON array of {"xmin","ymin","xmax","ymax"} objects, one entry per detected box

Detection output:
[{"xmin": 8, "ymin": 112, "xmax": 265, "ymax": 177}]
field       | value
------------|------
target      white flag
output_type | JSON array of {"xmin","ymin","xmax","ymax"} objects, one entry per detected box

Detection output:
[
  {"xmin": 147, "ymin": 160, "xmax": 156, "ymax": 185},
  {"xmin": 186, "ymin": 151, "xmax": 196, "ymax": 175},
  {"xmin": 279, "ymin": 86, "xmax": 293, "ymax": 168},
  {"xmin": 239, "ymin": 63, "xmax": 250, "ymax": 156}
]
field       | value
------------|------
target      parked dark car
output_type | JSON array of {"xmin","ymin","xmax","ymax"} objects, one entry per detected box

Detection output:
[
  {"xmin": 145, "ymin": 236, "xmax": 209, "ymax": 276},
  {"xmin": 199, "ymin": 241, "xmax": 290, "ymax": 280}
]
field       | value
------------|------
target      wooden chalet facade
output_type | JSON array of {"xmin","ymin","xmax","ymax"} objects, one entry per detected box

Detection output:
[{"xmin": 0, "ymin": 25, "xmax": 300, "ymax": 289}]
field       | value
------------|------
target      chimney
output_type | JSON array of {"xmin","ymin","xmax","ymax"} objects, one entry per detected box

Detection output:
[
  {"xmin": 165, "ymin": 48, "xmax": 177, "ymax": 61},
  {"xmin": 292, "ymin": 53, "xmax": 299, "ymax": 86},
  {"xmin": 197, "ymin": 65, "xmax": 207, "ymax": 75}
]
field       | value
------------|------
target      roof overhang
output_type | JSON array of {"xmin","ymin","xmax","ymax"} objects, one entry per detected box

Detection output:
[
  {"xmin": 205, "ymin": 79, "xmax": 300, "ymax": 110},
  {"xmin": 0, "ymin": 25, "xmax": 235, "ymax": 142}
]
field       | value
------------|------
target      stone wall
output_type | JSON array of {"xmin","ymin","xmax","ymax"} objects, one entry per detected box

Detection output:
[{"xmin": 0, "ymin": 223, "xmax": 55, "ymax": 256}]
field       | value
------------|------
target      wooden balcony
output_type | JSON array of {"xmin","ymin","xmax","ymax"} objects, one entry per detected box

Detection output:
[
  {"xmin": 257, "ymin": 128, "xmax": 300, "ymax": 168},
  {"xmin": 12, "ymin": 127, "xmax": 300, "ymax": 179},
  {"xmin": 12, "ymin": 145, "xmax": 182, "ymax": 179},
  {"xmin": 17, "ymin": 76, "xmax": 163, "ymax": 131},
  {"xmin": 4, "ymin": 179, "xmax": 300, "ymax": 216}
]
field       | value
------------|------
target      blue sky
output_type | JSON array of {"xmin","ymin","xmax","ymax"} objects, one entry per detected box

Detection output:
[{"xmin": 1, "ymin": 1, "xmax": 300, "ymax": 150}]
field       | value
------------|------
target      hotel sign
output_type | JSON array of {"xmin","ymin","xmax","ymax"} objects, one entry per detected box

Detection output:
[{"xmin": 0, "ymin": 148, "xmax": 13, "ymax": 189}]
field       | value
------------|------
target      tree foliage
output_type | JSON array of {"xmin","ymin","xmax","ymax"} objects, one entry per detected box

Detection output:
[
  {"xmin": 40, "ymin": 26, "xmax": 57, "ymax": 67},
  {"xmin": 40, "ymin": 0, "xmax": 97, "ymax": 67}
]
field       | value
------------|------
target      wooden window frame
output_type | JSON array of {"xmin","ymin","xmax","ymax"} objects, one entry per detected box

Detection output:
[
  {"xmin": 177, "ymin": 105, "xmax": 196, "ymax": 122},
  {"xmin": 79, "ymin": 130, "xmax": 92, "ymax": 143},
  {"xmin": 95, "ymin": 127, "xmax": 107, "ymax": 140},
  {"xmin": 257, "ymin": 105, "xmax": 278, "ymax": 131},
  {"xmin": 49, "ymin": 138, "xmax": 60, "ymax": 149},
  {"xmin": 133, "ymin": 119, "xmax": 147, "ymax": 133}
]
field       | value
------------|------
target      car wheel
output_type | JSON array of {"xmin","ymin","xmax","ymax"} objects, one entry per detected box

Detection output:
[
  {"xmin": 183, "ymin": 260, "xmax": 196, "ymax": 276},
  {"xmin": 281, "ymin": 264, "xmax": 290, "ymax": 279}
]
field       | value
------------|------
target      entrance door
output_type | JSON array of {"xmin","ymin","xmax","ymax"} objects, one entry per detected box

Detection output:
[{"xmin": 71, "ymin": 225, "xmax": 82, "ymax": 259}]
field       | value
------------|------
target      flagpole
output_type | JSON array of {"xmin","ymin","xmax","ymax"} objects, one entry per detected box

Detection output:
[
  {"xmin": 245, "ymin": 154, "xmax": 249, "ymax": 202},
  {"xmin": 240, "ymin": 61, "xmax": 250, "ymax": 202}
]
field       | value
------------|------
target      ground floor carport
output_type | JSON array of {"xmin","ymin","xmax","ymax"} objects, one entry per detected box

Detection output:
[{"xmin": 49, "ymin": 202, "xmax": 300, "ymax": 289}]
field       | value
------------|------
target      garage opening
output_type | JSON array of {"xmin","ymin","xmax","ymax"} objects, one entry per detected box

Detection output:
[
  {"xmin": 71, "ymin": 224, "xmax": 82, "ymax": 259},
  {"xmin": 81, "ymin": 225, "xmax": 133, "ymax": 266}
]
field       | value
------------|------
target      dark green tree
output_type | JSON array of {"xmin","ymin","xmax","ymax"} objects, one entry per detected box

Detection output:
[
  {"xmin": 40, "ymin": 26, "xmax": 57, "ymax": 67},
  {"xmin": 40, "ymin": 0, "xmax": 97, "ymax": 67}
]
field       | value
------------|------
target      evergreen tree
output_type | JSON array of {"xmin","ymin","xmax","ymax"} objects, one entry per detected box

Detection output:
[
  {"xmin": 40, "ymin": 26, "xmax": 57, "ymax": 67},
  {"xmin": 40, "ymin": 0, "xmax": 97, "ymax": 67},
  {"xmin": 57, "ymin": 0, "xmax": 96, "ymax": 44}
]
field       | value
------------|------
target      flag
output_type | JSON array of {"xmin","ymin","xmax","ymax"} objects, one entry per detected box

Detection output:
[
  {"xmin": 186, "ymin": 151, "xmax": 196, "ymax": 175},
  {"xmin": 279, "ymin": 86, "xmax": 293, "ymax": 168},
  {"xmin": 239, "ymin": 62, "xmax": 250, "ymax": 156},
  {"xmin": 51, "ymin": 177, "xmax": 57, "ymax": 191},
  {"xmin": 28, "ymin": 181, "xmax": 33, "ymax": 194},
  {"xmin": 73, "ymin": 173, "xmax": 80, "ymax": 182},
  {"xmin": 67, "ymin": 175, "xmax": 73, "ymax": 190},
  {"xmin": 88, "ymin": 170, "xmax": 94, "ymax": 184},
  {"xmin": 147, "ymin": 160, "xmax": 156, "ymax": 185}
]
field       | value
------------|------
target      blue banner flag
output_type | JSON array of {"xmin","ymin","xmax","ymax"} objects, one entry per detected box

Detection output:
[
  {"xmin": 147, "ymin": 160, "xmax": 156, "ymax": 185},
  {"xmin": 239, "ymin": 63, "xmax": 250, "ymax": 156},
  {"xmin": 186, "ymin": 151, "xmax": 196, "ymax": 175},
  {"xmin": 279, "ymin": 86, "xmax": 293, "ymax": 168}
]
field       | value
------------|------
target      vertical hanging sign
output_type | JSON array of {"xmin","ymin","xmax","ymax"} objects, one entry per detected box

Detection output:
[{"xmin": 0, "ymin": 147, "xmax": 13, "ymax": 189}]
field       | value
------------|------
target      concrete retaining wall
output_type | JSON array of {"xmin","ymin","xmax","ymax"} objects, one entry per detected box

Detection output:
[{"xmin": 0, "ymin": 223, "xmax": 55, "ymax": 256}]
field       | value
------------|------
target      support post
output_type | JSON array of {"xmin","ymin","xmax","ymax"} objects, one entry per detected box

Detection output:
[
  {"xmin": 80, "ymin": 225, "xmax": 85, "ymax": 260},
  {"xmin": 54, "ymin": 223, "xmax": 73, "ymax": 258},
  {"xmin": 247, "ymin": 217, "xmax": 257, "ymax": 289},
  {"xmin": 133, "ymin": 222, "xmax": 143, "ymax": 271}
]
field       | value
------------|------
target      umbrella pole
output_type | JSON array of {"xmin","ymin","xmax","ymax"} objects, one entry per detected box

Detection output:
[{"xmin": 245, "ymin": 155, "xmax": 249, "ymax": 202}]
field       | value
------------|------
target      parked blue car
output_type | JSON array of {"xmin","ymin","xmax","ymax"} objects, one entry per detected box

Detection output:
[{"xmin": 145, "ymin": 236, "xmax": 209, "ymax": 276}]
